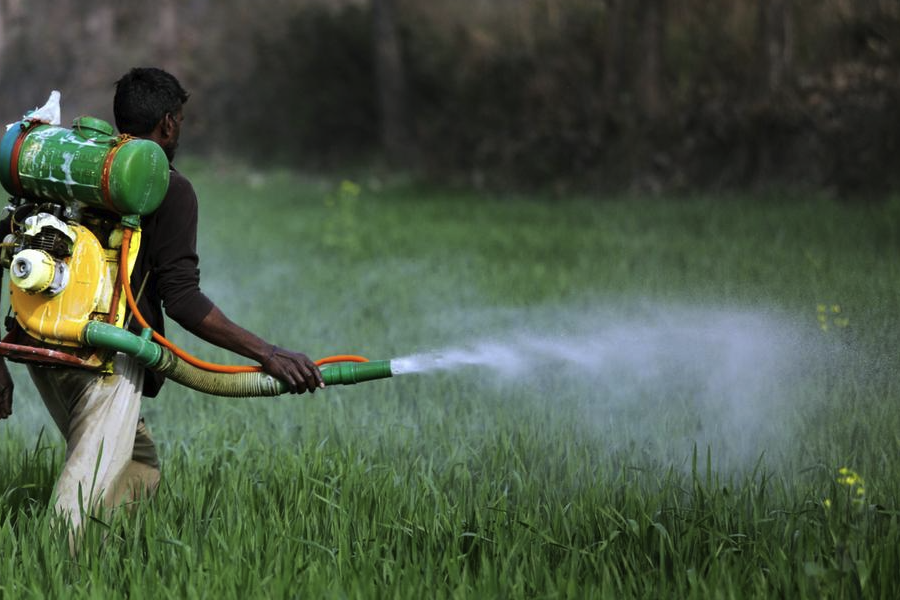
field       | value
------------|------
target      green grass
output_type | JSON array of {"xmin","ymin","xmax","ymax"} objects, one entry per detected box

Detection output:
[{"xmin": 2, "ymin": 162, "xmax": 900, "ymax": 598}]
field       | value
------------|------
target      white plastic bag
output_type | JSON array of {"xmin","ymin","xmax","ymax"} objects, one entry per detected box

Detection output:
[{"xmin": 24, "ymin": 90, "xmax": 61, "ymax": 125}]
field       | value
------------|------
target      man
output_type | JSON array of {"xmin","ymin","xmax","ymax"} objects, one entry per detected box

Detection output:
[{"xmin": 0, "ymin": 67, "xmax": 324, "ymax": 531}]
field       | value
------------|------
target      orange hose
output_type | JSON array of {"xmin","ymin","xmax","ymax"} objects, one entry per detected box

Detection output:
[
  {"xmin": 118, "ymin": 228, "xmax": 367, "ymax": 373},
  {"xmin": 314, "ymin": 355, "xmax": 369, "ymax": 366}
]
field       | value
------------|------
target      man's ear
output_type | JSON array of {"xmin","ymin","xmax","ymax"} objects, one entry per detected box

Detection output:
[
  {"xmin": 147, "ymin": 117, "xmax": 167, "ymax": 144},
  {"xmin": 159, "ymin": 113, "xmax": 174, "ymax": 139}
]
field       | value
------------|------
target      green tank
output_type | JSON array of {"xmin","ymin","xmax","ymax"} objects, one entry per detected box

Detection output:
[{"xmin": 0, "ymin": 116, "xmax": 169, "ymax": 216}]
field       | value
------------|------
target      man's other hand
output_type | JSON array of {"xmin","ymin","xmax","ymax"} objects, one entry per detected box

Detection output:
[
  {"xmin": 261, "ymin": 346, "xmax": 325, "ymax": 394},
  {"xmin": 0, "ymin": 360, "xmax": 13, "ymax": 419}
]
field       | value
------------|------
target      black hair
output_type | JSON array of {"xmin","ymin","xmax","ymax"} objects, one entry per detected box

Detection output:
[{"xmin": 113, "ymin": 67, "xmax": 189, "ymax": 135}]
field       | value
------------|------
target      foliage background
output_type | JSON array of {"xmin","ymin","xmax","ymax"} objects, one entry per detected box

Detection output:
[{"xmin": 1, "ymin": 0, "xmax": 898, "ymax": 195}]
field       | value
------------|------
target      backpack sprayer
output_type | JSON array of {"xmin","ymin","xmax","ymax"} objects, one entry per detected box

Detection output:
[{"xmin": 0, "ymin": 100, "xmax": 394, "ymax": 396}]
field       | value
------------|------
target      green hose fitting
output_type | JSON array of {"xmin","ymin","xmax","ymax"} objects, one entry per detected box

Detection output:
[
  {"xmin": 82, "ymin": 321, "xmax": 163, "ymax": 367},
  {"xmin": 321, "ymin": 360, "xmax": 393, "ymax": 385}
]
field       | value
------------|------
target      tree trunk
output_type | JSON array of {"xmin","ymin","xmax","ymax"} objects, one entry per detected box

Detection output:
[
  {"xmin": 637, "ymin": 0, "xmax": 665, "ymax": 119},
  {"xmin": 759, "ymin": 0, "xmax": 792, "ymax": 96},
  {"xmin": 0, "ymin": 0, "xmax": 25, "ymax": 83},
  {"xmin": 0, "ymin": 2, "xmax": 6, "ymax": 79},
  {"xmin": 158, "ymin": 0, "xmax": 179, "ymax": 74},
  {"xmin": 601, "ymin": 0, "xmax": 626, "ymax": 113},
  {"xmin": 372, "ymin": 0, "xmax": 416, "ymax": 167}
]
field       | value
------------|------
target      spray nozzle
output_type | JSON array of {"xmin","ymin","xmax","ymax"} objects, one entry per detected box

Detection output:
[{"xmin": 319, "ymin": 360, "xmax": 394, "ymax": 386}]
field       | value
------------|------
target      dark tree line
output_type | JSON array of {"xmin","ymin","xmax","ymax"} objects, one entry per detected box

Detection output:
[{"xmin": 1, "ymin": 0, "xmax": 898, "ymax": 196}]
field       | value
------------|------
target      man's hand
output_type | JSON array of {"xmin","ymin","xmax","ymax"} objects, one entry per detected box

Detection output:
[
  {"xmin": 0, "ymin": 359, "xmax": 13, "ymax": 419},
  {"xmin": 187, "ymin": 306, "xmax": 325, "ymax": 395},
  {"xmin": 261, "ymin": 346, "xmax": 325, "ymax": 394}
]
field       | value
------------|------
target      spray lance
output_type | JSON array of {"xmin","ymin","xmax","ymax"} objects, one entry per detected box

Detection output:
[{"xmin": 0, "ymin": 103, "xmax": 395, "ymax": 396}]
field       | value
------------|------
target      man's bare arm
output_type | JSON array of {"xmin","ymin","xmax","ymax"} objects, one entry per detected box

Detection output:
[{"xmin": 184, "ymin": 305, "xmax": 324, "ymax": 394}]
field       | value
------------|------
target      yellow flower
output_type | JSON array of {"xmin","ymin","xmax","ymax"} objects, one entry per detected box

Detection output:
[
  {"xmin": 836, "ymin": 467, "xmax": 865, "ymax": 493},
  {"xmin": 339, "ymin": 180, "xmax": 361, "ymax": 197},
  {"xmin": 817, "ymin": 304, "xmax": 849, "ymax": 332},
  {"xmin": 824, "ymin": 498, "xmax": 832, "ymax": 509}
]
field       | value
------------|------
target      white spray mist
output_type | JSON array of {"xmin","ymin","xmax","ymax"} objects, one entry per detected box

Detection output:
[{"xmin": 389, "ymin": 304, "xmax": 826, "ymax": 470}]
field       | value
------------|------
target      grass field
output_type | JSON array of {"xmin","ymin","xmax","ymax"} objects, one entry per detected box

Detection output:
[{"xmin": 2, "ymin": 162, "xmax": 900, "ymax": 598}]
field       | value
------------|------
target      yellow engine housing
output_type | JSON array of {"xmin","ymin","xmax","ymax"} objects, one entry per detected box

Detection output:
[{"xmin": 9, "ymin": 223, "xmax": 140, "ymax": 348}]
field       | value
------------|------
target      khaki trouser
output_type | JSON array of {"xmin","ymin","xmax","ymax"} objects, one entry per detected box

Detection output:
[{"xmin": 28, "ymin": 353, "xmax": 160, "ymax": 532}]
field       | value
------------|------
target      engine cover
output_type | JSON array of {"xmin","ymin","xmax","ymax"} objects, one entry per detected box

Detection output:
[{"xmin": 9, "ymin": 222, "xmax": 140, "ymax": 348}]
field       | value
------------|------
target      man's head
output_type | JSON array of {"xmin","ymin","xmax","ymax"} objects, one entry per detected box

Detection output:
[{"xmin": 114, "ymin": 67, "xmax": 188, "ymax": 161}]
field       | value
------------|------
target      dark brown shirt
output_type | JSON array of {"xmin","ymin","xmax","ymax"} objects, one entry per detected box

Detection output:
[{"xmin": 128, "ymin": 168, "xmax": 214, "ymax": 396}]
